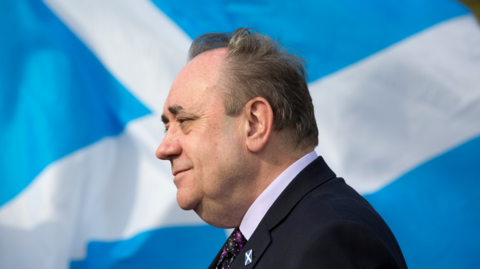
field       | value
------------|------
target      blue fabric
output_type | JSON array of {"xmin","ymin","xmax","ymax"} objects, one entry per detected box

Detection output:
[
  {"xmin": 365, "ymin": 135, "xmax": 480, "ymax": 269},
  {"xmin": 0, "ymin": 0, "xmax": 150, "ymax": 206},
  {"xmin": 70, "ymin": 225, "xmax": 227, "ymax": 269},
  {"xmin": 150, "ymin": 0, "xmax": 468, "ymax": 82}
]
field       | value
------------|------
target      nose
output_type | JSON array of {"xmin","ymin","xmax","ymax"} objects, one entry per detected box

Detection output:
[{"xmin": 156, "ymin": 131, "xmax": 182, "ymax": 160}]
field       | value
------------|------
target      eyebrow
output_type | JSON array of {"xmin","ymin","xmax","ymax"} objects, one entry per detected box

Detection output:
[
  {"xmin": 169, "ymin": 105, "xmax": 183, "ymax": 115},
  {"xmin": 161, "ymin": 105, "xmax": 184, "ymax": 124}
]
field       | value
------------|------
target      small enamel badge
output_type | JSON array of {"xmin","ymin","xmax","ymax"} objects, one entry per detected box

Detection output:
[{"xmin": 245, "ymin": 249, "xmax": 253, "ymax": 266}]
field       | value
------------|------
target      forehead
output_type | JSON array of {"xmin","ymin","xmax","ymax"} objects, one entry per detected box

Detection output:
[{"xmin": 164, "ymin": 48, "xmax": 227, "ymax": 112}]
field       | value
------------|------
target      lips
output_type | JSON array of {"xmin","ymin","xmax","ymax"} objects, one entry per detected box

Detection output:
[{"xmin": 172, "ymin": 168, "xmax": 192, "ymax": 176}]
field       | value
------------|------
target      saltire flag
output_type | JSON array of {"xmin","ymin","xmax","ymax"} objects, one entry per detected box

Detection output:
[{"xmin": 1, "ymin": 0, "xmax": 479, "ymax": 268}]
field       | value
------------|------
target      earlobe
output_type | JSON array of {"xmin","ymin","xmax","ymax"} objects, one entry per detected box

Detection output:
[{"xmin": 244, "ymin": 97, "xmax": 274, "ymax": 153}]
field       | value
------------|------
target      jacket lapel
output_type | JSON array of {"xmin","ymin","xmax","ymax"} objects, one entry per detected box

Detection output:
[
  {"xmin": 263, "ymin": 156, "xmax": 336, "ymax": 231},
  {"xmin": 207, "ymin": 247, "xmax": 223, "ymax": 269}
]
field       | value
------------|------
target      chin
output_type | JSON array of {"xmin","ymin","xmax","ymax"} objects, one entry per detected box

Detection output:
[{"xmin": 176, "ymin": 194, "xmax": 199, "ymax": 211}]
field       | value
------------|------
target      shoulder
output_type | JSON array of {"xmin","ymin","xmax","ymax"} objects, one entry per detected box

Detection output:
[
  {"xmin": 284, "ymin": 177, "xmax": 382, "ymax": 229},
  {"xmin": 289, "ymin": 177, "xmax": 402, "ymax": 249},
  {"xmin": 265, "ymin": 177, "xmax": 407, "ymax": 268}
]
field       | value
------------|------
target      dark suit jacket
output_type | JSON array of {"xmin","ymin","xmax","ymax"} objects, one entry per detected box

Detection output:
[{"xmin": 208, "ymin": 157, "xmax": 407, "ymax": 269}]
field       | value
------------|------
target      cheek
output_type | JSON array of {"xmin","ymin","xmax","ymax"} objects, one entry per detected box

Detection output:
[
  {"xmin": 189, "ymin": 133, "xmax": 222, "ymax": 174},
  {"xmin": 187, "ymin": 118, "xmax": 243, "ymax": 199},
  {"xmin": 202, "ymin": 140, "xmax": 245, "ymax": 198}
]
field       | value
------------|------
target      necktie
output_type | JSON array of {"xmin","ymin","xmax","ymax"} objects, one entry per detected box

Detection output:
[{"xmin": 216, "ymin": 228, "xmax": 247, "ymax": 269}]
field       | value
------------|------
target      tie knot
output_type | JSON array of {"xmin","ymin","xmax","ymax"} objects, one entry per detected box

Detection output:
[
  {"xmin": 226, "ymin": 228, "xmax": 247, "ymax": 255},
  {"xmin": 216, "ymin": 228, "xmax": 247, "ymax": 269}
]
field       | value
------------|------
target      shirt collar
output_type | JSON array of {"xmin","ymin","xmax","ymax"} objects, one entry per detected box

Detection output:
[{"xmin": 239, "ymin": 151, "xmax": 318, "ymax": 240}]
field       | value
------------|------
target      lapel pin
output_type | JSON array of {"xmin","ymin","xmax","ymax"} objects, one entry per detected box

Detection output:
[{"xmin": 245, "ymin": 249, "xmax": 253, "ymax": 266}]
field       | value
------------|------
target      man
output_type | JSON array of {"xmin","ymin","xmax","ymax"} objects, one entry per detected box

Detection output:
[{"xmin": 156, "ymin": 28, "xmax": 407, "ymax": 269}]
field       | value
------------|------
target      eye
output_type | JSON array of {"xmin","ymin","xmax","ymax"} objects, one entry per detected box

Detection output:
[
  {"xmin": 177, "ymin": 117, "xmax": 194, "ymax": 132},
  {"xmin": 177, "ymin": 118, "xmax": 190, "ymax": 124}
]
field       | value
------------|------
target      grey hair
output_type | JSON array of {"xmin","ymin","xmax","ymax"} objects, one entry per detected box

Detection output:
[{"xmin": 188, "ymin": 28, "xmax": 318, "ymax": 150}]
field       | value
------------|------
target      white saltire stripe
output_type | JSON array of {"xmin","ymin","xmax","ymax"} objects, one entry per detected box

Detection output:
[{"xmin": 312, "ymin": 15, "xmax": 480, "ymax": 194}]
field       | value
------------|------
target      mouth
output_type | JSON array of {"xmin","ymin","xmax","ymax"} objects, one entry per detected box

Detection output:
[{"xmin": 172, "ymin": 168, "xmax": 192, "ymax": 176}]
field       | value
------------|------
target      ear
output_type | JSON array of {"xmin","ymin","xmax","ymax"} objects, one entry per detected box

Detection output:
[{"xmin": 244, "ymin": 97, "xmax": 274, "ymax": 153}]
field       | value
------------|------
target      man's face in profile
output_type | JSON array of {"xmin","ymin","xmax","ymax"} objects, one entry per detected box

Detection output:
[{"xmin": 156, "ymin": 49, "xmax": 252, "ymax": 227}]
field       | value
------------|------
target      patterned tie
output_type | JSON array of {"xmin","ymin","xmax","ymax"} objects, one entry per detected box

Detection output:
[{"xmin": 216, "ymin": 228, "xmax": 247, "ymax": 269}]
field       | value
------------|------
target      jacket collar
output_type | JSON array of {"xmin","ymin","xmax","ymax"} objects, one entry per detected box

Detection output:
[{"xmin": 263, "ymin": 156, "xmax": 336, "ymax": 231}]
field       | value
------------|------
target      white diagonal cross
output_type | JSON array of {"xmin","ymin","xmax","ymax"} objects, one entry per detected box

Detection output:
[{"xmin": 245, "ymin": 249, "xmax": 253, "ymax": 266}]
